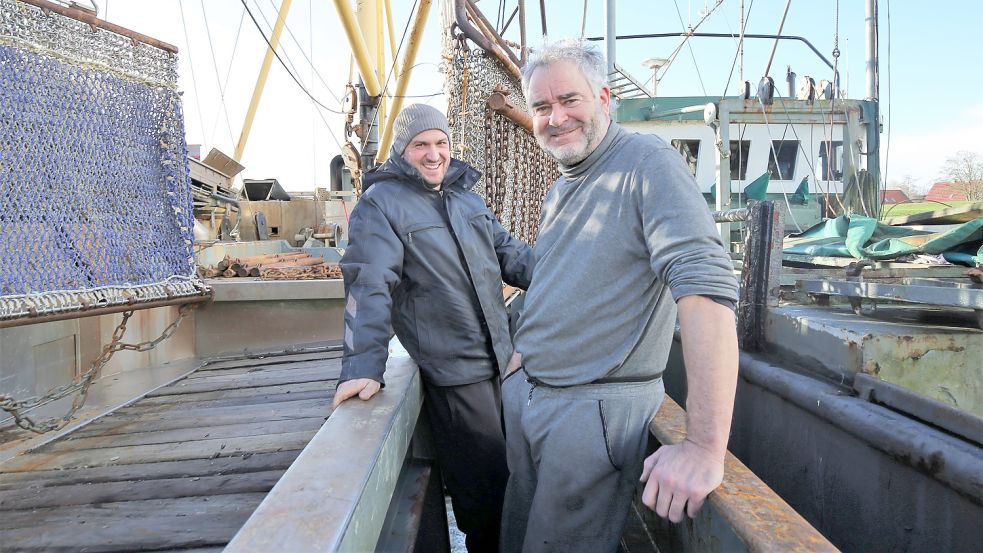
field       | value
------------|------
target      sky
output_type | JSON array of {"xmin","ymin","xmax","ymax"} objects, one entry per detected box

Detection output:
[{"xmin": 98, "ymin": 0, "xmax": 983, "ymax": 192}]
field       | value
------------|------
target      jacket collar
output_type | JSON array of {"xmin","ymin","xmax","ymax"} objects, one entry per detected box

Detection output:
[{"xmin": 363, "ymin": 153, "xmax": 481, "ymax": 194}]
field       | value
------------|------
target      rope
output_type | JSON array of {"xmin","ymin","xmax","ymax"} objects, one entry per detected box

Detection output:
[
  {"xmin": 755, "ymin": 95, "xmax": 804, "ymax": 233},
  {"xmin": 209, "ymin": 6, "xmax": 246, "ymax": 148},
  {"xmin": 239, "ymin": 0, "xmax": 344, "ymax": 114},
  {"xmin": 671, "ymin": 0, "xmax": 708, "ymax": 97},
  {"xmin": 179, "ymin": 0, "xmax": 207, "ymax": 142},
  {"xmin": 200, "ymin": 0, "xmax": 237, "ymax": 149}
]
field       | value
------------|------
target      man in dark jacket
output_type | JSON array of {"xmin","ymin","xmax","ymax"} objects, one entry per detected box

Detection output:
[{"xmin": 333, "ymin": 104, "xmax": 535, "ymax": 552}]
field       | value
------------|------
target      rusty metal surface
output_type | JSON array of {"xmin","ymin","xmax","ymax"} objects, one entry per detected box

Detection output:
[
  {"xmin": 486, "ymin": 89, "xmax": 532, "ymax": 132},
  {"xmin": 720, "ymin": 350, "xmax": 983, "ymax": 552},
  {"xmin": 0, "ymin": 292, "xmax": 212, "ymax": 330},
  {"xmin": 765, "ymin": 304, "xmax": 983, "ymax": 418},
  {"xmin": 649, "ymin": 396, "xmax": 839, "ymax": 553},
  {"xmin": 15, "ymin": 0, "xmax": 179, "ymax": 53}
]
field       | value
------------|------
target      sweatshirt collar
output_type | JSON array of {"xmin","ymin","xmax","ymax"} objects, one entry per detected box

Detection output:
[{"xmin": 558, "ymin": 121, "xmax": 626, "ymax": 179}]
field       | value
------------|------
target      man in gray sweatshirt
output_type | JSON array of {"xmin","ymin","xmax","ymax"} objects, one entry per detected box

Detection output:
[{"xmin": 500, "ymin": 40, "xmax": 740, "ymax": 552}]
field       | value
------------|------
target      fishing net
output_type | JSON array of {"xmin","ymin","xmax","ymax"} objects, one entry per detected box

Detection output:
[
  {"xmin": 0, "ymin": 0, "xmax": 206, "ymax": 322},
  {"xmin": 442, "ymin": 36, "xmax": 557, "ymax": 244}
]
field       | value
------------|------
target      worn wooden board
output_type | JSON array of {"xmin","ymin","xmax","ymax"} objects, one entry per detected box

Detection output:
[
  {"xmin": 0, "ymin": 493, "xmax": 268, "ymax": 552},
  {"xmin": 1, "ymin": 430, "xmax": 318, "ymax": 472},
  {"xmin": 184, "ymin": 358, "xmax": 342, "ymax": 379},
  {"xmin": 44, "ymin": 416, "xmax": 327, "ymax": 452},
  {"xmin": 0, "ymin": 469, "xmax": 285, "ymax": 510},
  {"xmin": 148, "ymin": 366, "xmax": 337, "ymax": 396},
  {"xmin": 87, "ymin": 392, "xmax": 332, "ymax": 420},
  {"xmin": 0, "ymin": 451, "xmax": 298, "ymax": 489},
  {"xmin": 881, "ymin": 201, "xmax": 983, "ymax": 226},
  {"xmin": 66, "ymin": 400, "xmax": 330, "ymax": 436},
  {"xmin": 137, "ymin": 379, "xmax": 335, "ymax": 405},
  {"xmin": 196, "ymin": 350, "xmax": 342, "ymax": 371},
  {"xmin": 0, "ymin": 352, "xmax": 342, "ymax": 552}
]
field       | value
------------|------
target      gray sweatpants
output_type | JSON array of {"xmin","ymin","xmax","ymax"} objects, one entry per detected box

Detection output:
[{"xmin": 500, "ymin": 370, "xmax": 665, "ymax": 552}]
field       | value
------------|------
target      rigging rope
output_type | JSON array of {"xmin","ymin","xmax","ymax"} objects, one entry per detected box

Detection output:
[
  {"xmin": 179, "ymin": 0, "xmax": 207, "ymax": 143},
  {"xmin": 657, "ymin": 0, "xmax": 723, "ymax": 85},
  {"xmin": 239, "ymin": 0, "xmax": 344, "ymax": 115},
  {"xmin": 200, "ymin": 0, "xmax": 237, "ymax": 150},
  {"xmin": 671, "ymin": 0, "xmax": 708, "ymax": 97}
]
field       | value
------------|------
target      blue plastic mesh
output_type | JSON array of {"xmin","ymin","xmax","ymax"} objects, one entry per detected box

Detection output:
[{"xmin": 0, "ymin": 1, "xmax": 199, "ymax": 313}]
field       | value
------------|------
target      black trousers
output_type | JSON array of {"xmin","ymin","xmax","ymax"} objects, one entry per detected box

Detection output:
[{"xmin": 423, "ymin": 377, "xmax": 509, "ymax": 553}]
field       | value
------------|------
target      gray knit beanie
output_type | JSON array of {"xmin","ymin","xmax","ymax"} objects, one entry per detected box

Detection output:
[{"xmin": 392, "ymin": 104, "xmax": 451, "ymax": 156}]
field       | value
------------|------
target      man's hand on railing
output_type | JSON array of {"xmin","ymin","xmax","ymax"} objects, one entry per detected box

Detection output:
[
  {"xmin": 639, "ymin": 438, "xmax": 726, "ymax": 523},
  {"xmin": 332, "ymin": 378, "xmax": 382, "ymax": 409}
]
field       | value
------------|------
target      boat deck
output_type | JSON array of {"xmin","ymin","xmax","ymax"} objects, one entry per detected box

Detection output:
[{"xmin": 0, "ymin": 347, "xmax": 342, "ymax": 552}]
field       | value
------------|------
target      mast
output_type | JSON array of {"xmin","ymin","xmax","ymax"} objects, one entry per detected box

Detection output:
[
  {"xmin": 235, "ymin": 0, "xmax": 294, "ymax": 163},
  {"xmin": 863, "ymin": 0, "xmax": 881, "ymax": 215},
  {"xmin": 356, "ymin": 0, "xmax": 382, "ymax": 172},
  {"xmin": 604, "ymin": 0, "xmax": 615, "ymax": 76}
]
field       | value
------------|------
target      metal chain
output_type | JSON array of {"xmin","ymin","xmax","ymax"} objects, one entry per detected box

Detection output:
[
  {"xmin": 0, "ymin": 303, "xmax": 197, "ymax": 434},
  {"xmin": 443, "ymin": 36, "xmax": 558, "ymax": 245}
]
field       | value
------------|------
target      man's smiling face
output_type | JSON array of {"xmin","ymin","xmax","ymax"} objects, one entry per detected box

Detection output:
[
  {"xmin": 526, "ymin": 59, "xmax": 611, "ymax": 165},
  {"xmin": 403, "ymin": 129, "xmax": 450, "ymax": 188}
]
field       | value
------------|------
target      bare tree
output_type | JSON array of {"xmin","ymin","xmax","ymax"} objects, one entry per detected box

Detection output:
[
  {"xmin": 889, "ymin": 174, "xmax": 923, "ymax": 200},
  {"xmin": 940, "ymin": 151, "xmax": 983, "ymax": 201}
]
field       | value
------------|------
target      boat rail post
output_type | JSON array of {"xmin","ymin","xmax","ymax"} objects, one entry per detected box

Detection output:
[{"xmin": 710, "ymin": 101, "xmax": 733, "ymax": 249}]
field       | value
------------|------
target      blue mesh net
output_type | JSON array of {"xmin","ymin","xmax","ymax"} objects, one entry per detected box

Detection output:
[{"xmin": 0, "ymin": 0, "xmax": 204, "ymax": 320}]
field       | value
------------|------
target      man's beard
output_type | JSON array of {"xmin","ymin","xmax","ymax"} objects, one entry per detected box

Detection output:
[{"xmin": 536, "ymin": 107, "xmax": 604, "ymax": 165}]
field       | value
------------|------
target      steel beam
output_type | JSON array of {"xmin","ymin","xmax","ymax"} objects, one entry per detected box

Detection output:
[{"xmin": 795, "ymin": 279, "xmax": 983, "ymax": 310}]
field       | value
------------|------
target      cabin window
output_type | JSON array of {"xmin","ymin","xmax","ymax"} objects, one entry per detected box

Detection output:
[
  {"xmin": 671, "ymin": 139, "xmax": 700, "ymax": 176},
  {"xmin": 818, "ymin": 141, "xmax": 844, "ymax": 181},
  {"xmin": 768, "ymin": 140, "xmax": 798, "ymax": 180},
  {"xmin": 729, "ymin": 140, "xmax": 751, "ymax": 180}
]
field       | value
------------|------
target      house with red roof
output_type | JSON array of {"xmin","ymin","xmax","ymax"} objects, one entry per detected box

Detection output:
[
  {"xmin": 925, "ymin": 182, "xmax": 976, "ymax": 202},
  {"xmin": 880, "ymin": 189, "xmax": 909, "ymax": 204}
]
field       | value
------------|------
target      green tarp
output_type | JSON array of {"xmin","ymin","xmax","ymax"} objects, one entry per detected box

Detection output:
[{"xmin": 783, "ymin": 215, "xmax": 983, "ymax": 266}]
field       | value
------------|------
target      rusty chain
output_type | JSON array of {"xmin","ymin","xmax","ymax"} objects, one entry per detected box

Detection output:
[
  {"xmin": 0, "ymin": 303, "xmax": 197, "ymax": 434},
  {"xmin": 443, "ymin": 35, "xmax": 557, "ymax": 245}
]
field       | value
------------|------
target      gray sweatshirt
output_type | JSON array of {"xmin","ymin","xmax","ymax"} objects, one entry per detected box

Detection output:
[{"xmin": 513, "ymin": 123, "xmax": 738, "ymax": 386}]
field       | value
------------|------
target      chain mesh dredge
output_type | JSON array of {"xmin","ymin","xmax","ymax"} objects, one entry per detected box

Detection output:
[
  {"xmin": 442, "ymin": 37, "xmax": 557, "ymax": 245},
  {"xmin": 0, "ymin": 0, "xmax": 206, "ymax": 322}
]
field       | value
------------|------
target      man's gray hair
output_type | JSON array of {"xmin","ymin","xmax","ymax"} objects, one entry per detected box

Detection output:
[{"xmin": 521, "ymin": 39, "xmax": 608, "ymax": 98}]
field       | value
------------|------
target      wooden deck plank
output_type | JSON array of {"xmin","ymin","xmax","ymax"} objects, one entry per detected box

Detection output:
[
  {"xmin": 42, "ymin": 416, "xmax": 327, "ymax": 452},
  {"xmin": 0, "ymin": 451, "xmax": 298, "ymax": 489},
  {"xmin": 1, "ymin": 430, "xmax": 317, "ymax": 472},
  {"xmin": 0, "ymin": 493, "xmax": 267, "ymax": 552},
  {"xmin": 69, "ymin": 399, "xmax": 331, "ymax": 437},
  {"xmin": 197, "ymin": 349, "xmax": 342, "ymax": 371},
  {"xmin": 65, "ymin": 399, "xmax": 331, "ymax": 440},
  {"xmin": 0, "ymin": 469, "xmax": 284, "ymax": 510},
  {"xmin": 97, "ymin": 388, "xmax": 335, "ymax": 420},
  {"xmin": 136, "ymin": 380, "xmax": 335, "ymax": 406},
  {"xmin": 148, "ymin": 367, "xmax": 338, "ymax": 396},
  {"xmin": 184, "ymin": 359, "xmax": 341, "ymax": 382},
  {"xmin": 0, "ymin": 349, "xmax": 344, "ymax": 552}
]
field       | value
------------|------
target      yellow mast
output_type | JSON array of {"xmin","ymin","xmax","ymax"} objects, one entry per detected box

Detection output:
[
  {"xmin": 332, "ymin": 0, "xmax": 382, "ymax": 96},
  {"xmin": 376, "ymin": 0, "xmax": 432, "ymax": 163},
  {"xmin": 234, "ymin": 0, "xmax": 293, "ymax": 162}
]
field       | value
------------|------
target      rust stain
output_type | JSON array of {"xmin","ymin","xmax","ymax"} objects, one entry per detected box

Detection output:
[{"xmin": 650, "ymin": 398, "xmax": 840, "ymax": 552}]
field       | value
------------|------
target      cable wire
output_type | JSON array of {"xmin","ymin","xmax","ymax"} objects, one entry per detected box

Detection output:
[
  {"xmin": 199, "ymin": 0, "xmax": 237, "ymax": 149},
  {"xmin": 178, "ymin": 0, "xmax": 207, "ymax": 145},
  {"xmin": 239, "ymin": 0, "xmax": 345, "ymax": 114}
]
